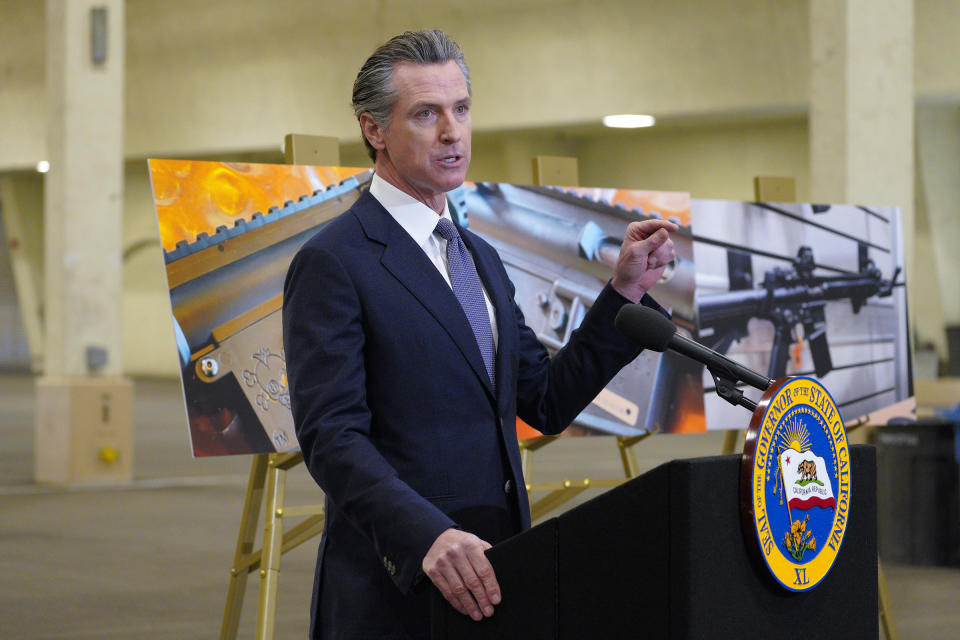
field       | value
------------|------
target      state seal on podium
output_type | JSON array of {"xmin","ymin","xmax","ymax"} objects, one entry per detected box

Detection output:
[{"xmin": 741, "ymin": 376, "xmax": 852, "ymax": 591}]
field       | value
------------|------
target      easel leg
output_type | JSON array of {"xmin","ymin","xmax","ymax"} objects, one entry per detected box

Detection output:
[
  {"xmin": 617, "ymin": 435, "xmax": 644, "ymax": 478},
  {"xmin": 878, "ymin": 556, "xmax": 899, "ymax": 640},
  {"xmin": 520, "ymin": 436, "xmax": 559, "ymax": 480},
  {"xmin": 529, "ymin": 480, "xmax": 591, "ymax": 521},
  {"xmin": 617, "ymin": 430, "xmax": 660, "ymax": 479},
  {"xmin": 256, "ymin": 453, "xmax": 288, "ymax": 640},
  {"xmin": 221, "ymin": 454, "xmax": 269, "ymax": 640},
  {"xmin": 520, "ymin": 436, "xmax": 559, "ymax": 512},
  {"xmin": 721, "ymin": 429, "xmax": 740, "ymax": 455},
  {"xmin": 522, "ymin": 433, "xmax": 658, "ymax": 522}
]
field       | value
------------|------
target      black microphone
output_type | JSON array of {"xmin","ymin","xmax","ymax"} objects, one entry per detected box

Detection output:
[{"xmin": 615, "ymin": 304, "xmax": 773, "ymax": 393}]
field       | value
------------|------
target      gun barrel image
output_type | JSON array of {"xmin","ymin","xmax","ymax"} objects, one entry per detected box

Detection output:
[
  {"xmin": 698, "ymin": 276, "xmax": 896, "ymax": 328},
  {"xmin": 461, "ymin": 182, "xmax": 696, "ymax": 324},
  {"xmin": 457, "ymin": 181, "xmax": 699, "ymax": 434}
]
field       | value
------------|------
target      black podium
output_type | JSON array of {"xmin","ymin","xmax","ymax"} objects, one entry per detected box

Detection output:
[{"xmin": 432, "ymin": 445, "xmax": 877, "ymax": 639}]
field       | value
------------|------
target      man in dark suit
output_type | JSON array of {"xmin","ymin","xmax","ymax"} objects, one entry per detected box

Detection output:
[{"xmin": 282, "ymin": 29, "xmax": 677, "ymax": 640}]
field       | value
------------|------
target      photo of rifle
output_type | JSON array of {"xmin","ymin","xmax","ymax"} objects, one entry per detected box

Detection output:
[{"xmin": 697, "ymin": 245, "xmax": 902, "ymax": 380}]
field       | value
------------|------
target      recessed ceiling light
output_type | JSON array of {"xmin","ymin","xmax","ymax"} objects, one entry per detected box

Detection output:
[
  {"xmin": 36, "ymin": 160, "xmax": 50, "ymax": 173},
  {"xmin": 602, "ymin": 114, "xmax": 656, "ymax": 128}
]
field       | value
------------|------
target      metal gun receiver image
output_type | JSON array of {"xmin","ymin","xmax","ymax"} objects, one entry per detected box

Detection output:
[
  {"xmin": 164, "ymin": 170, "xmax": 373, "ymax": 455},
  {"xmin": 453, "ymin": 182, "xmax": 700, "ymax": 434}
]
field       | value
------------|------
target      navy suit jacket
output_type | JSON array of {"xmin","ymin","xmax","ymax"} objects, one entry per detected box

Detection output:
[{"xmin": 282, "ymin": 189, "xmax": 663, "ymax": 639}]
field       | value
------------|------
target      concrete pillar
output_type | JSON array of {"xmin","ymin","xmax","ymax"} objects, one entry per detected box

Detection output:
[
  {"xmin": 37, "ymin": 0, "xmax": 132, "ymax": 484},
  {"xmin": 809, "ymin": 0, "xmax": 915, "ymax": 348},
  {"xmin": 810, "ymin": 0, "xmax": 914, "ymax": 208},
  {"xmin": 912, "ymin": 163, "xmax": 949, "ymax": 362},
  {"xmin": 916, "ymin": 104, "xmax": 960, "ymax": 355}
]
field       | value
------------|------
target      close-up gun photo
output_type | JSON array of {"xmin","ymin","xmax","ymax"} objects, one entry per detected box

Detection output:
[
  {"xmin": 453, "ymin": 182, "xmax": 699, "ymax": 435},
  {"xmin": 160, "ymin": 165, "xmax": 373, "ymax": 456},
  {"xmin": 698, "ymin": 244, "xmax": 902, "ymax": 380},
  {"xmin": 689, "ymin": 199, "xmax": 911, "ymax": 428}
]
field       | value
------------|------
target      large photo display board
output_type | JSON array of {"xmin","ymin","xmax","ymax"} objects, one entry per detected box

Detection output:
[
  {"xmin": 149, "ymin": 160, "xmax": 909, "ymax": 456},
  {"xmin": 691, "ymin": 200, "xmax": 910, "ymax": 429}
]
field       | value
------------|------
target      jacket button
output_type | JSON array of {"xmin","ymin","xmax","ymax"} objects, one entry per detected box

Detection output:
[
  {"xmin": 383, "ymin": 557, "xmax": 396, "ymax": 575},
  {"xmin": 504, "ymin": 479, "xmax": 513, "ymax": 494}
]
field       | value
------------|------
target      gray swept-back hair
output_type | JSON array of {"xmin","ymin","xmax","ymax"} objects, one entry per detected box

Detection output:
[{"xmin": 352, "ymin": 29, "xmax": 471, "ymax": 162}]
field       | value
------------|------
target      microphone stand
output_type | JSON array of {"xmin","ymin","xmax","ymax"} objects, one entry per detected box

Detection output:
[
  {"xmin": 704, "ymin": 353, "xmax": 773, "ymax": 413},
  {"xmin": 711, "ymin": 371, "xmax": 760, "ymax": 413}
]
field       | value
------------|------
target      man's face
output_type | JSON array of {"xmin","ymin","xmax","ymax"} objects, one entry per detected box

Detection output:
[{"xmin": 362, "ymin": 60, "xmax": 472, "ymax": 212}]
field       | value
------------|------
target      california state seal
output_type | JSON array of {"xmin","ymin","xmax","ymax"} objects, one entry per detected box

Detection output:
[{"xmin": 741, "ymin": 376, "xmax": 851, "ymax": 591}]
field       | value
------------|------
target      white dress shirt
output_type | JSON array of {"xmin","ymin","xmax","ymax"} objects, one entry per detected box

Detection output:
[{"xmin": 368, "ymin": 173, "xmax": 499, "ymax": 348}]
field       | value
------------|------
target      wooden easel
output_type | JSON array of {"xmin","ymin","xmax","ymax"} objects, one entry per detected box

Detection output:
[
  {"xmin": 520, "ymin": 431, "xmax": 659, "ymax": 521},
  {"xmin": 220, "ymin": 452, "xmax": 323, "ymax": 640}
]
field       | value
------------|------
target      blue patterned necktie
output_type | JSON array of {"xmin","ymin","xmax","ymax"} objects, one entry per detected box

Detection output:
[{"xmin": 434, "ymin": 217, "xmax": 496, "ymax": 387}]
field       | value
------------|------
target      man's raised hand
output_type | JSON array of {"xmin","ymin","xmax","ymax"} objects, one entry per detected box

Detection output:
[{"xmin": 610, "ymin": 219, "xmax": 679, "ymax": 303}]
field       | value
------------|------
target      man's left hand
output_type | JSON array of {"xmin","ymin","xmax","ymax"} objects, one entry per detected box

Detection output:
[
  {"xmin": 423, "ymin": 528, "xmax": 501, "ymax": 622},
  {"xmin": 610, "ymin": 219, "xmax": 679, "ymax": 303}
]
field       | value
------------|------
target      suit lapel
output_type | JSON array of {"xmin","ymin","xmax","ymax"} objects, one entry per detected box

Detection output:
[{"xmin": 353, "ymin": 192, "xmax": 495, "ymax": 400}]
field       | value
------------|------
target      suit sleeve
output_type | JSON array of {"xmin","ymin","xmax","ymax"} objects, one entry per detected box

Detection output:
[
  {"xmin": 282, "ymin": 244, "xmax": 455, "ymax": 594},
  {"xmin": 512, "ymin": 276, "xmax": 669, "ymax": 435}
]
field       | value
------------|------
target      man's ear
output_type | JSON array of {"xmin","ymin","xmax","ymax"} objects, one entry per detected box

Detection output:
[{"xmin": 359, "ymin": 113, "xmax": 387, "ymax": 152}]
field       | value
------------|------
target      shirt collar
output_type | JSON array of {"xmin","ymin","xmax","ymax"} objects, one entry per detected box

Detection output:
[{"xmin": 369, "ymin": 173, "xmax": 452, "ymax": 248}]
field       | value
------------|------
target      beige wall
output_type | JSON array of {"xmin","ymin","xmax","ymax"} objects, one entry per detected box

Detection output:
[
  {"xmin": 1, "ymin": 0, "xmax": 959, "ymax": 375},
  {"xmin": 465, "ymin": 117, "xmax": 810, "ymax": 200},
  {"xmin": 578, "ymin": 119, "xmax": 810, "ymax": 200},
  {"xmin": 3, "ymin": 0, "xmax": 960, "ymax": 168},
  {"xmin": 2, "ymin": 0, "xmax": 810, "ymax": 166}
]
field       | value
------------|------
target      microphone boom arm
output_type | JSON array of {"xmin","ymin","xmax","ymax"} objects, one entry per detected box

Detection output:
[{"xmin": 711, "ymin": 371, "xmax": 758, "ymax": 413}]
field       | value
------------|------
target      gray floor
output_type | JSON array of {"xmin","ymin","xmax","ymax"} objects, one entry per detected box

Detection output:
[{"xmin": 0, "ymin": 373, "xmax": 957, "ymax": 639}]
